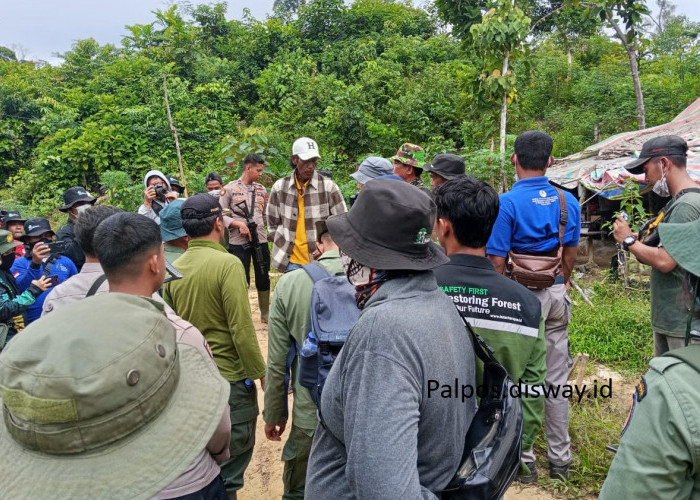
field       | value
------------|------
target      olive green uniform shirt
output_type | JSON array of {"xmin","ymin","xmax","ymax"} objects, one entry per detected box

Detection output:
[
  {"xmin": 651, "ymin": 192, "xmax": 700, "ymax": 336},
  {"xmin": 163, "ymin": 239, "xmax": 265, "ymax": 382},
  {"xmin": 600, "ymin": 349, "xmax": 700, "ymax": 498},
  {"xmin": 264, "ymin": 250, "xmax": 343, "ymax": 431}
]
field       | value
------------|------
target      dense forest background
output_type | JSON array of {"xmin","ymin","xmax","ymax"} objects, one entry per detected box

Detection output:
[{"xmin": 1, "ymin": 0, "xmax": 698, "ymax": 215}]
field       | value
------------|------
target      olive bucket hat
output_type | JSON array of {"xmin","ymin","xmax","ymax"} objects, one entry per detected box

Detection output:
[
  {"xmin": 326, "ymin": 179, "xmax": 448, "ymax": 270},
  {"xmin": 0, "ymin": 293, "xmax": 229, "ymax": 499},
  {"xmin": 0, "ymin": 229, "xmax": 21, "ymax": 254}
]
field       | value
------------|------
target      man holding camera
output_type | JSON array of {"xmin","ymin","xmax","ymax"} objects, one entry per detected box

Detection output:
[
  {"xmin": 220, "ymin": 154, "xmax": 271, "ymax": 323},
  {"xmin": 10, "ymin": 217, "xmax": 77, "ymax": 325},
  {"xmin": 138, "ymin": 170, "xmax": 179, "ymax": 224},
  {"xmin": 612, "ymin": 135, "xmax": 700, "ymax": 356}
]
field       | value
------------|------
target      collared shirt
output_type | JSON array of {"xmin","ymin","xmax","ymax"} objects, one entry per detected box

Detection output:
[
  {"xmin": 41, "ymin": 262, "xmax": 108, "ymax": 315},
  {"xmin": 487, "ymin": 176, "xmax": 581, "ymax": 257},
  {"xmin": 290, "ymin": 175, "xmax": 310, "ymax": 265},
  {"xmin": 264, "ymin": 250, "xmax": 343, "ymax": 431},
  {"xmin": 220, "ymin": 178, "xmax": 268, "ymax": 246},
  {"xmin": 163, "ymin": 239, "xmax": 266, "ymax": 382},
  {"xmin": 164, "ymin": 244, "xmax": 185, "ymax": 266},
  {"xmin": 266, "ymin": 171, "xmax": 346, "ymax": 272}
]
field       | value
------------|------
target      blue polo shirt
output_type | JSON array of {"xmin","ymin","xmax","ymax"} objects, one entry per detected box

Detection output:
[
  {"xmin": 486, "ymin": 176, "xmax": 580, "ymax": 257},
  {"xmin": 11, "ymin": 255, "xmax": 78, "ymax": 324}
]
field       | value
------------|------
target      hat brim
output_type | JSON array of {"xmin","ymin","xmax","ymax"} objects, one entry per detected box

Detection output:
[
  {"xmin": 59, "ymin": 196, "xmax": 97, "ymax": 212},
  {"xmin": 161, "ymin": 226, "xmax": 187, "ymax": 242},
  {"xmin": 296, "ymin": 152, "xmax": 321, "ymax": 161},
  {"xmin": 350, "ymin": 171, "xmax": 373, "ymax": 185},
  {"xmin": 658, "ymin": 221, "xmax": 700, "ymax": 277},
  {"xmin": 391, "ymin": 155, "xmax": 419, "ymax": 168},
  {"xmin": 423, "ymin": 166, "xmax": 460, "ymax": 180},
  {"xmin": 0, "ymin": 343, "xmax": 230, "ymax": 499},
  {"xmin": 624, "ymin": 156, "xmax": 652, "ymax": 175},
  {"xmin": 18, "ymin": 229, "xmax": 55, "ymax": 242},
  {"xmin": 3, "ymin": 218, "xmax": 26, "ymax": 225},
  {"xmin": 0, "ymin": 241, "xmax": 21, "ymax": 254},
  {"xmin": 326, "ymin": 213, "xmax": 448, "ymax": 271}
]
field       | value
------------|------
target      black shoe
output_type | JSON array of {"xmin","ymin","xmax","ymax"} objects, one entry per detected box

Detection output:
[
  {"xmin": 549, "ymin": 462, "xmax": 570, "ymax": 481},
  {"xmin": 517, "ymin": 461, "xmax": 538, "ymax": 484}
]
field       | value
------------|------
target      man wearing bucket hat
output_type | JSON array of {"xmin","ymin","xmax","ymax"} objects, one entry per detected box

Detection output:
[
  {"xmin": 612, "ymin": 135, "xmax": 700, "ymax": 356},
  {"xmin": 11, "ymin": 217, "xmax": 77, "ymax": 325},
  {"xmin": 391, "ymin": 142, "xmax": 432, "ymax": 197},
  {"xmin": 0, "ymin": 229, "xmax": 52, "ymax": 348},
  {"xmin": 305, "ymin": 180, "xmax": 476, "ymax": 498},
  {"xmin": 159, "ymin": 199, "xmax": 189, "ymax": 265},
  {"xmin": 56, "ymin": 186, "xmax": 97, "ymax": 271},
  {"xmin": 0, "ymin": 292, "xmax": 232, "ymax": 499},
  {"xmin": 424, "ymin": 153, "xmax": 466, "ymax": 189},
  {"xmin": 164, "ymin": 194, "xmax": 266, "ymax": 498},
  {"xmin": 266, "ymin": 137, "xmax": 346, "ymax": 272},
  {"xmin": 2, "ymin": 211, "xmax": 26, "ymax": 259},
  {"xmin": 601, "ymin": 216, "xmax": 700, "ymax": 498},
  {"xmin": 169, "ymin": 175, "xmax": 185, "ymax": 196}
]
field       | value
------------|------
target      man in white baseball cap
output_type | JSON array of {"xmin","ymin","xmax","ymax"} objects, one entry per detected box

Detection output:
[{"xmin": 266, "ymin": 137, "xmax": 346, "ymax": 272}]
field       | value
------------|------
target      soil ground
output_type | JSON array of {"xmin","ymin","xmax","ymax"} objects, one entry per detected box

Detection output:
[{"xmin": 239, "ymin": 286, "xmax": 573, "ymax": 500}]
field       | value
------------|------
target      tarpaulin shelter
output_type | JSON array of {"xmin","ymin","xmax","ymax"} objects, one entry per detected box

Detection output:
[{"xmin": 547, "ymin": 97, "xmax": 700, "ymax": 201}]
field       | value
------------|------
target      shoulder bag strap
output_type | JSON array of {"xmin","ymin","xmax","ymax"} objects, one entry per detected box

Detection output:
[
  {"xmin": 554, "ymin": 186, "xmax": 567, "ymax": 250},
  {"xmin": 86, "ymin": 274, "xmax": 107, "ymax": 297},
  {"xmin": 460, "ymin": 316, "xmax": 499, "ymax": 366},
  {"xmin": 42, "ymin": 254, "xmax": 59, "ymax": 276},
  {"xmin": 302, "ymin": 262, "xmax": 331, "ymax": 283}
]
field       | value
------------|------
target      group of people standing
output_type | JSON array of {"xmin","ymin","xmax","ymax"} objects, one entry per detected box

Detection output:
[{"xmin": 1, "ymin": 129, "xmax": 700, "ymax": 499}]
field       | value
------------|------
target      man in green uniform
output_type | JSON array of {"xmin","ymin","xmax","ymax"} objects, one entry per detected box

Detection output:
[
  {"xmin": 613, "ymin": 135, "xmax": 700, "ymax": 355},
  {"xmin": 163, "ymin": 194, "xmax": 266, "ymax": 500},
  {"xmin": 264, "ymin": 221, "xmax": 341, "ymax": 499},
  {"xmin": 159, "ymin": 199, "xmax": 189, "ymax": 265},
  {"xmin": 601, "ymin": 216, "xmax": 700, "ymax": 498},
  {"xmin": 433, "ymin": 176, "xmax": 546, "ymax": 483}
]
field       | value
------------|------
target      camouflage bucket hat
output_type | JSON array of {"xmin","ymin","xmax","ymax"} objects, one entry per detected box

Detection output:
[
  {"xmin": 391, "ymin": 143, "xmax": 425, "ymax": 169},
  {"xmin": 0, "ymin": 293, "xmax": 229, "ymax": 499},
  {"xmin": 0, "ymin": 229, "xmax": 21, "ymax": 255}
]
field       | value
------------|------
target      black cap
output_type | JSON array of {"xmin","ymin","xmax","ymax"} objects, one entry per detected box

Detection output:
[
  {"xmin": 168, "ymin": 176, "xmax": 182, "ymax": 189},
  {"xmin": 423, "ymin": 154, "xmax": 466, "ymax": 180},
  {"xmin": 21, "ymin": 218, "xmax": 54, "ymax": 241},
  {"xmin": 59, "ymin": 186, "xmax": 96, "ymax": 212},
  {"xmin": 625, "ymin": 135, "xmax": 689, "ymax": 175},
  {"xmin": 2, "ymin": 211, "xmax": 26, "ymax": 228},
  {"xmin": 181, "ymin": 194, "xmax": 223, "ymax": 220}
]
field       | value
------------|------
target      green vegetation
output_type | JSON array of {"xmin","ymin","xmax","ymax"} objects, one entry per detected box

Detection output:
[{"xmin": 0, "ymin": 0, "xmax": 698, "ymax": 216}]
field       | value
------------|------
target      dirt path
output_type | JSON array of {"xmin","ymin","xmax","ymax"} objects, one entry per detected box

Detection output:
[{"xmin": 239, "ymin": 288, "xmax": 592, "ymax": 500}]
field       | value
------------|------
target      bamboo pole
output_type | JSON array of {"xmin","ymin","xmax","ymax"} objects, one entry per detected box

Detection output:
[{"xmin": 163, "ymin": 75, "xmax": 188, "ymax": 197}]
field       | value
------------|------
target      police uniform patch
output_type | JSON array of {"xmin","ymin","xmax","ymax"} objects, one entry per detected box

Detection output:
[{"xmin": 635, "ymin": 376, "xmax": 647, "ymax": 402}]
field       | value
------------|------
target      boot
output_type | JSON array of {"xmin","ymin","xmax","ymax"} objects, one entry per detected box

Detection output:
[{"xmin": 258, "ymin": 290, "xmax": 270, "ymax": 324}]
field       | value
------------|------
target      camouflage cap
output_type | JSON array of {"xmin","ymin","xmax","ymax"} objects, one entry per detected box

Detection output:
[
  {"xmin": 0, "ymin": 293, "xmax": 229, "ymax": 498},
  {"xmin": 0, "ymin": 229, "xmax": 21, "ymax": 255},
  {"xmin": 391, "ymin": 143, "xmax": 425, "ymax": 169}
]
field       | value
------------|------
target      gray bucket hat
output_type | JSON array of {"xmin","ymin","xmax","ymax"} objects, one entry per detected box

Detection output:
[
  {"xmin": 351, "ymin": 156, "xmax": 393, "ymax": 185},
  {"xmin": 658, "ymin": 218, "xmax": 700, "ymax": 277},
  {"xmin": 0, "ymin": 293, "xmax": 229, "ymax": 499},
  {"xmin": 326, "ymin": 179, "xmax": 448, "ymax": 270}
]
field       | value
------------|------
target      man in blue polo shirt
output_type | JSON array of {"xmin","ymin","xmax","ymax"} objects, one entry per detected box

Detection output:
[{"xmin": 487, "ymin": 130, "xmax": 580, "ymax": 481}]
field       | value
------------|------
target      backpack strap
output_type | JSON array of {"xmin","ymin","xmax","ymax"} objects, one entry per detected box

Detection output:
[
  {"xmin": 302, "ymin": 262, "xmax": 332, "ymax": 283},
  {"xmin": 42, "ymin": 254, "xmax": 58, "ymax": 277},
  {"xmin": 460, "ymin": 316, "xmax": 500, "ymax": 366},
  {"xmin": 86, "ymin": 274, "xmax": 107, "ymax": 297}
]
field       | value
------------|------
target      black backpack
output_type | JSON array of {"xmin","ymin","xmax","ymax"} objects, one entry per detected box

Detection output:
[{"xmin": 442, "ymin": 319, "xmax": 523, "ymax": 500}]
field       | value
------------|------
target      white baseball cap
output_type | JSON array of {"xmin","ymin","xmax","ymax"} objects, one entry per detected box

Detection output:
[{"xmin": 292, "ymin": 137, "xmax": 321, "ymax": 161}]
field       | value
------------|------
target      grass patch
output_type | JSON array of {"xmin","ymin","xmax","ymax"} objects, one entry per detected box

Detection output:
[{"xmin": 569, "ymin": 278, "xmax": 652, "ymax": 375}]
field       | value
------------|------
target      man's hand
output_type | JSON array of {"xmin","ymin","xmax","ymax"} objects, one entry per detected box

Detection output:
[
  {"xmin": 259, "ymin": 375, "xmax": 266, "ymax": 392},
  {"xmin": 612, "ymin": 215, "xmax": 635, "ymax": 244},
  {"xmin": 239, "ymin": 223, "xmax": 252, "ymax": 241},
  {"xmin": 143, "ymin": 186, "xmax": 157, "ymax": 208},
  {"xmin": 265, "ymin": 422, "xmax": 286, "ymax": 441},
  {"xmin": 31, "ymin": 275, "xmax": 53, "ymax": 291},
  {"xmin": 31, "ymin": 242, "xmax": 50, "ymax": 265},
  {"xmin": 165, "ymin": 191, "xmax": 179, "ymax": 201}
]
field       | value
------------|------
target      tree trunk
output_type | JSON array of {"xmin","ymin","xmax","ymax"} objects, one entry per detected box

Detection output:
[
  {"xmin": 606, "ymin": 12, "xmax": 646, "ymax": 130},
  {"xmin": 500, "ymin": 50, "xmax": 510, "ymax": 193},
  {"xmin": 163, "ymin": 75, "xmax": 188, "ymax": 197}
]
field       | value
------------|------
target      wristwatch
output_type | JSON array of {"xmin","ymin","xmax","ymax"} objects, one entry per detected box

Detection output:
[{"xmin": 622, "ymin": 234, "xmax": 637, "ymax": 251}]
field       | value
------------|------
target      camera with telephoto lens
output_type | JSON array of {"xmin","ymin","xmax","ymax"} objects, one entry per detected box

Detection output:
[{"xmin": 154, "ymin": 184, "xmax": 168, "ymax": 201}]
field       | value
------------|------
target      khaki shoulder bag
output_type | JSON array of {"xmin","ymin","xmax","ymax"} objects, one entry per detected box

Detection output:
[{"xmin": 506, "ymin": 187, "xmax": 567, "ymax": 290}]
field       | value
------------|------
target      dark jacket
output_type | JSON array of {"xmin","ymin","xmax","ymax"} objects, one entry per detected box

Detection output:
[{"xmin": 56, "ymin": 219, "xmax": 85, "ymax": 271}]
